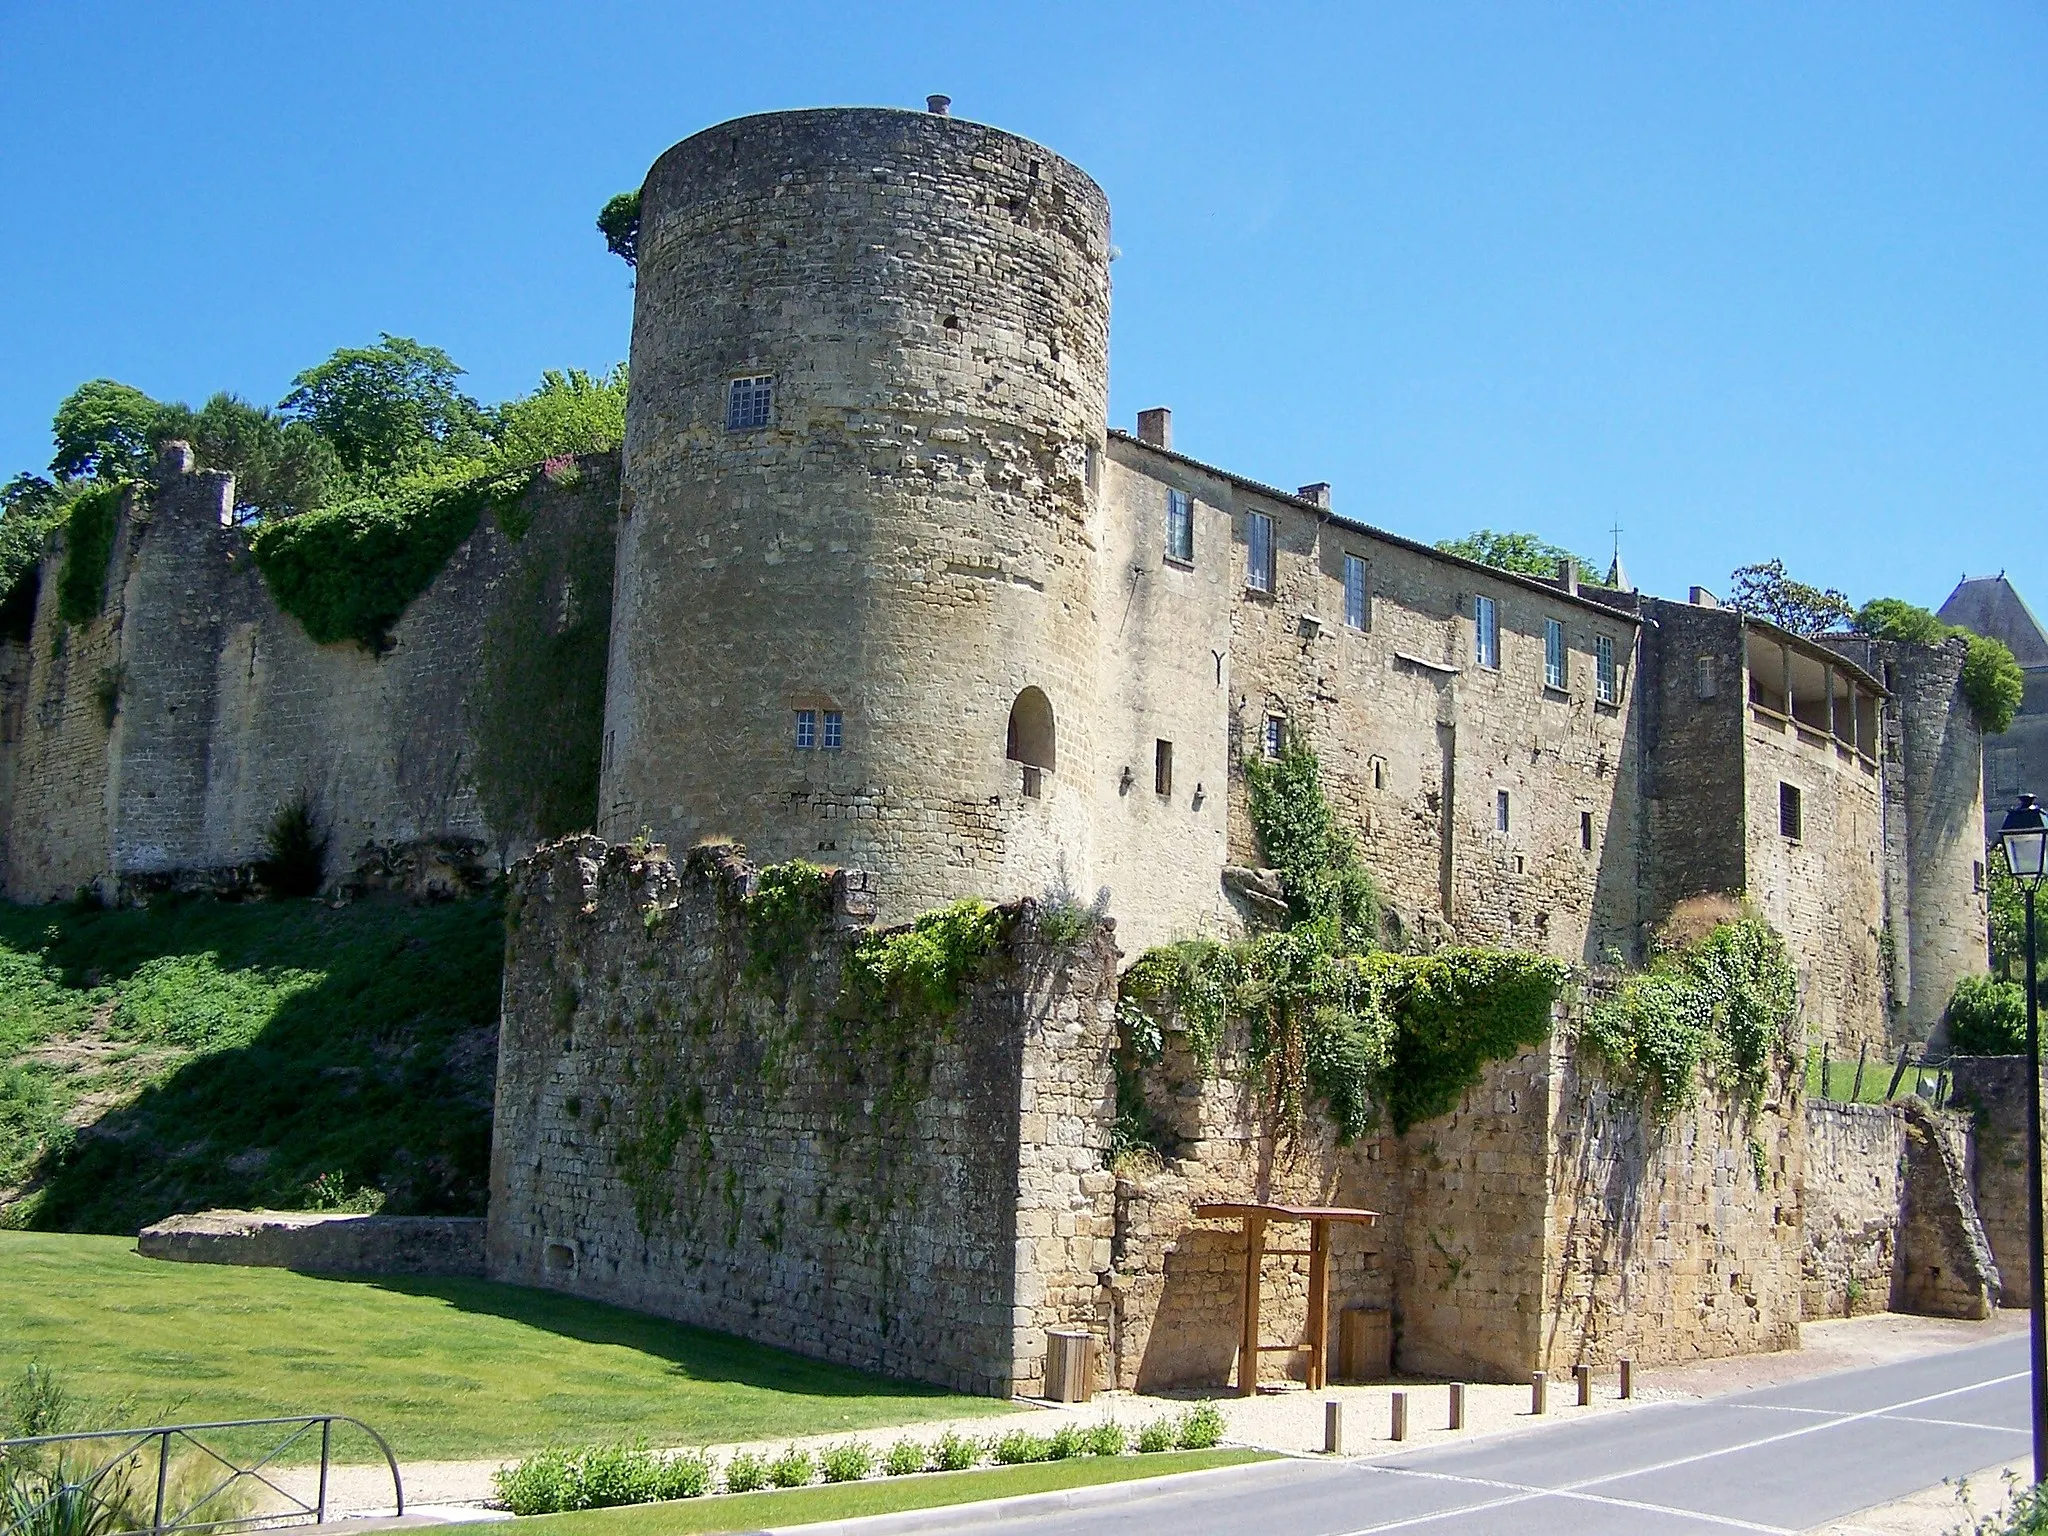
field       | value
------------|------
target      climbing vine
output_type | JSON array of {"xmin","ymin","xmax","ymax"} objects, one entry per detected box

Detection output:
[
  {"xmin": 248, "ymin": 466, "xmax": 534, "ymax": 650},
  {"xmin": 1243, "ymin": 741, "xmax": 1380, "ymax": 949},
  {"xmin": 843, "ymin": 899, "xmax": 1003, "ymax": 1030},
  {"xmin": 1577, "ymin": 914, "xmax": 1799, "ymax": 1121},
  {"xmin": 56, "ymin": 482, "xmax": 124, "ymax": 626},
  {"xmin": 740, "ymin": 860, "xmax": 835, "ymax": 985}
]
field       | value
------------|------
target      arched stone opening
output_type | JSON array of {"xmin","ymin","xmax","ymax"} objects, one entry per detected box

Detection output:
[{"xmin": 1007, "ymin": 687, "xmax": 1056, "ymax": 774}]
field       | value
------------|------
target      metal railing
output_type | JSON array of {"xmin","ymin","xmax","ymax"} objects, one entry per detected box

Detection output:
[{"xmin": 0, "ymin": 1415, "xmax": 402, "ymax": 1536}]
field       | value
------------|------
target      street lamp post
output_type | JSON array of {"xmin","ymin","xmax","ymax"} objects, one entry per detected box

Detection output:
[{"xmin": 2000, "ymin": 793, "xmax": 2048, "ymax": 1486}]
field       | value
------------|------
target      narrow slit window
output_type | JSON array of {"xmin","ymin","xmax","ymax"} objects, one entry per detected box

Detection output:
[
  {"xmin": 1975, "ymin": 860, "xmax": 1986, "ymax": 893},
  {"xmin": 1165, "ymin": 489, "xmax": 1194, "ymax": 563},
  {"xmin": 1246, "ymin": 512, "xmax": 1275, "ymax": 593},
  {"xmin": 1544, "ymin": 617, "xmax": 1565, "ymax": 690},
  {"xmin": 1580, "ymin": 810, "xmax": 1594, "ymax": 850},
  {"xmin": 822, "ymin": 710, "xmax": 843, "ymax": 750},
  {"xmin": 1155, "ymin": 739, "xmax": 1174, "ymax": 797},
  {"xmin": 1495, "ymin": 789, "xmax": 1511, "ymax": 833},
  {"xmin": 1779, "ymin": 782, "xmax": 1802, "ymax": 841},
  {"xmin": 1344, "ymin": 554, "xmax": 1369, "ymax": 630},
  {"xmin": 1596, "ymin": 634, "xmax": 1619, "ymax": 703},
  {"xmin": 726, "ymin": 375, "xmax": 774, "ymax": 431},
  {"xmin": 794, "ymin": 709, "xmax": 817, "ymax": 750},
  {"xmin": 1475, "ymin": 595, "xmax": 1499, "ymax": 670},
  {"xmin": 1262, "ymin": 715, "xmax": 1285, "ymax": 759}
]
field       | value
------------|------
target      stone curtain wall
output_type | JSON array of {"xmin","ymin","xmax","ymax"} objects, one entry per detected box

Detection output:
[
  {"xmin": 1893, "ymin": 1100, "xmax": 1999, "ymax": 1317},
  {"xmin": 1802, "ymin": 1102, "xmax": 1903, "ymax": 1318},
  {"xmin": 488, "ymin": 837, "xmax": 1118, "ymax": 1396},
  {"xmin": 1950, "ymin": 1057, "xmax": 2040, "ymax": 1306},
  {"xmin": 0, "ymin": 448, "xmax": 617, "ymax": 901},
  {"xmin": 1108, "ymin": 1020, "xmax": 1805, "ymax": 1390}
]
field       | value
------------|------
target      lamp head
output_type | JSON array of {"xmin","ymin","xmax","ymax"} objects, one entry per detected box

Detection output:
[{"xmin": 2001, "ymin": 794, "xmax": 2048, "ymax": 889}]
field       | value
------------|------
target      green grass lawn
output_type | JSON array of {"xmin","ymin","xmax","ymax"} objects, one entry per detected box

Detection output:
[
  {"xmin": 0, "ymin": 1234, "xmax": 1013, "ymax": 1461},
  {"xmin": 447, "ymin": 1451, "xmax": 1270, "ymax": 1535}
]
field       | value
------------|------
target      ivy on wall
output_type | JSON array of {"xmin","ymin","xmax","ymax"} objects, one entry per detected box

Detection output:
[
  {"xmin": 1119, "ymin": 741, "xmax": 1565, "ymax": 1143},
  {"xmin": 248, "ymin": 468, "xmax": 533, "ymax": 651},
  {"xmin": 1577, "ymin": 913, "xmax": 1799, "ymax": 1121},
  {"xmin": 56, "ymin": 483, "xmax": 124, "ymax": 626}
]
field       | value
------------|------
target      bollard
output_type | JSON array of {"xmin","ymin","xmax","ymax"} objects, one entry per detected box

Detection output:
[
  {"xmin": 1390, "ymin": 1391, "xmax": 1407, "ymax": 1442},
  {"xmin": 1324, "ymin": 1399, "xmax": 1343, "ymax": 1455},
  {"xmin": 1448, "ymin": 1382, "xmax": 1466, "ymax": 1430},
  {"xmin": 1575, "ymin": 1364, "xmax": 1591, "ymax": 1407},
  {"xmin": 1619, "ymin": 1358, "xmax": 1633, "ymax": 1400},
  {"xmin": 1531, "ymin": 1370, "xmax": 1547, "ymax": 1415}
]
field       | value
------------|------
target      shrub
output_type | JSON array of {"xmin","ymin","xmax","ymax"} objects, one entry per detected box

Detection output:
[
  {"xmin": 652, "ymin": 1451, "xmax": 713, "ymax": 1502},
  {"xmin": 1962, "ymin": 634, "xmax": 2025, "ymax": 736},
  {"xmin": 575, "ymin": 1442, "xmax": 658, "ymax": 1509},
  {"xmin": 766, "ymin": 1446, "xmax": 815, "ymax": 1489},
  {"xmin": 722, "ymin": 1452, "xmax": 768, "ymax": 1494},
  {"xmin": 1046, "ymin": 1424, "xmax": 1087, "ymax": 1461},
  {"xmin": 929, "ymin": 1431, "xmax": 980, "ymax": 1472},
  {"xmin": 256, "ymin": 795, "xmax": 327, "ymax": 897},
  {"xmin": 991, "ymin": 1430, "xmax": 1051, "ymax": 1465},
  {"xmin": 1950, "ymin": 974, "xmax": 2028, "ymax": 1055},
  {"xmin": 882, "ymin": 1439, "xmax": 925, "ymax": 1477},
  {"xmin": 1082, "ymin": 1421, "xmax": 1127, "ymax": 1457},
  {"xmin": 1176, "ymin": 1402, "xmax": 1226, "ymax": 1450},
  {"xmin": 819, "ymin": 1442, "xmax": 875, "ymax": 1484},
  {"xmin": 493, "ymin": 1448, "xmax": 580, "ymax": 1515},
  {"xmin": 1135, "ymin": 1417, "xmax": 1176, "ymax": 1454}
]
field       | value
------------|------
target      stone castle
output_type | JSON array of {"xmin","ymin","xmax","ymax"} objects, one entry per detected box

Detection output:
[{"xmin": 0, "ymin": 104, "xmax": 2009, "ymax": 1395}]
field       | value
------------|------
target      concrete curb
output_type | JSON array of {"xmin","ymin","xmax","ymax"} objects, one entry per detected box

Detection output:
[{"xmin": 755, "ymin": 1454, "xmax": 1303, "ymax": 1536}]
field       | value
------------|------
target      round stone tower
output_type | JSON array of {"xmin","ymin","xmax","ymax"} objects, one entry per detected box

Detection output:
[{"xmin": 601, "ymin": 107, "xmax": 1112, "ymax": 920}]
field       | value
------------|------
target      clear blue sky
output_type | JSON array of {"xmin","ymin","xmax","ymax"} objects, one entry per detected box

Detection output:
[{"xmin": 3, "ymin": 2, "xmax": 2043, "ymax": 612}]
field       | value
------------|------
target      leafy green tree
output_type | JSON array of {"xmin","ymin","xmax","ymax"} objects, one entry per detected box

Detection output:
[
  {"xmin": 50, "ymin": 380, "xmax": 160, "ymax": 483},
  {"xmin": 279, "ymin": 335, "xmax": 488, "ymax": 479},
  {"xmin": 1435, "ymin": 529, "xmax": 1600, "ymax": 580},
  {"xmin": 596, "ymin": 191, "xmax": 641, "ymax": 267},
  {"xmin": 0, "ymin": 474, "xmax": 62, "ymax": 635},
  {"xmin": 1948, "ymin": 973, "xmax": 2027, "ymax": 1054},
  {"xmin": 150, "ymin": 393, "xmax": 338, "ymax": 519},
  {"xmin": 1728, "ymin": 559, "xmax": 1854, "ymax": 636},
  {"xmin": 491, "ymin": 366, "xmax": 628, "ymax": 467},
  {"xmin": 1852, "ymin": 597, "xmax": 1949, "ymax": 645}
]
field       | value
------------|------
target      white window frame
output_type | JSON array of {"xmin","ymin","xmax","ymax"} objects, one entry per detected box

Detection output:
[
  {"xmin": 1343, "ymin": 554, "xmax": 1369, "ymax": 630},
  {"xmin": 726, "ymin": 375, "xmax": 773, "ymax": 431},
  {"xmin": 1262, "ymin": 715, "xmax": 1285, "ymax": 759},
  {"xmin": 1475, "ymin": 595, "xmax": 1499, "ymax": 670},
  {"xmin": 1595, "ymin": 634, "xmax": 1618, "ymax": 704},
  {"xmin": 821, "ymin": 710, "xmax": 843, "ymax": 751},
  {"xmin": 794, "ymin": 708, "xmax": 817, "ymax": 749},
  {"xmin": 1495, "ymin": 789, "xmax": 1511, "ymax": 834},
  {"xmin": 1696, "ymin": 654, "xmax": 1717, "ymax": 699},
  {"xmin": 1165, "ymin": 489, "xmax": 1194, "ymax": 564},
  {"xmin": 1544, "ymin": 617, "xmax": 1565, "ymax": 691},
  {"xmin": 1247, "ymin": 512, "xmax": 1275, "ymax": 593}
]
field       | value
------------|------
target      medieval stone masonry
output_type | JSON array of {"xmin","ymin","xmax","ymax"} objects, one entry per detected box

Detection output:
[{"xmin": 0, "ymin": 104, "xmax": 2008, "ymax": 1394}]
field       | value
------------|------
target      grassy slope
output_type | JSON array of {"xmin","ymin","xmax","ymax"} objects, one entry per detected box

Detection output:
[
  {"xmin": 465, "ymin": 1452, "xmax": 1270, "ymax": 1536},
  {"xmin": 0, "ymin": 894, "xmax": 503, "ymax": 1231},
  {"xmin": 0, "ymin": 1234, "xmax": 1013, "ymax": 1461}
]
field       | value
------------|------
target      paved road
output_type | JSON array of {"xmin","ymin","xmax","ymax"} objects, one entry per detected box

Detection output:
[{"xmin": 870, "ymin": 1336, "xmax": 2032, "ymax": 1535}]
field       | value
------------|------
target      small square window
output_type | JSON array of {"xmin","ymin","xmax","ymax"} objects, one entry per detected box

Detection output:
[
  {"xmin": 1166, "ymin": 489, "xmax": 1194, "ymax": 564},
  {"xmin": 1155, "ymin": 739, "xmax": 1174, "ymax": 796},
  {"xmin": 1247, "ymin": 512, "xmax": 1275, "ymax": 593},
  {"xmin": 1596, "ymin": 635, "xmax": 1619, "ymax": 704},
  {"xmin": 1580, "ymin": 810, "xmax": 1594, "ymax": 850},
  {"xmin": 1262, "ymin": 715, "xmax": 1285, "ymax": 759},
  {"xmin": 1696, "ymin": 655, "xmax": 1718, "ymax": 699},
  {"xmin": 1475, "ymin": 595, "xmax": 1499, "ymax": 670},
  {"xmin": 1779, "ymin": 782, "xmax": 1802, "ymax": 841},
  {"xmin": 1495, "ymin": 789, "xmax": 1511, "ymax": 834},
  {"xmin": 794, "ymin": 709, "xmax": 817, "ymax": 750},
  {"xmin": 822, "ymin": 710, "xmax": 844, "ymax": 751},
  {"xmin": 726, "ymin": 375, "xmax": 773, "ymax": 430},
  {"xmin": 1343, "ymin": 554, "xmax": 1370, "ymax": 630},
  {"xmin": 1544, "ymin": 618, "xmax": 1565, "ymax": 691}
]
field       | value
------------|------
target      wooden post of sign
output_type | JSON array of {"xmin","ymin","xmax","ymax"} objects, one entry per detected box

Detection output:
[
  {"xmin": 1305, "ymin": 1219, "xmax": 1331, "ymax": 1390},
  {"xmin": 1323, "ymin": 1400, "xmax": 1343, "ymax": 1455},
  {"xmin": 1237, "ymin": 1211, "xmax": 1266, "ymax": 1397},
  {"xmin": 1532, "ymin": 1371, "xmax": 1547, "ymax": 1415}
]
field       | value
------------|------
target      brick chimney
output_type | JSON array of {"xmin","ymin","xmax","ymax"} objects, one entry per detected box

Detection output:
[
  {"xmin": 1557, "ymin": 557, "xmax": 1579, "ymax": 596},
  {"xmin": 1298, "ymin": 483, "xmax": 1331, "ymax": 509},
  {"xmin": 926, "ymin": 95, "xmax": 952, "ymax": 116},
  {"xmin": 1690, "ymin": 586, "xmax": 1720, "ymax": 608},
  {"xmin": 1136, "ymin": 408, "xmax": 1172, "ymax": 449}
]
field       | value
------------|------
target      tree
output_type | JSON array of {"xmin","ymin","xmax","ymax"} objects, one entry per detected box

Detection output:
[
  {"xmin": 279, "ymin": 335, "xmax": 488, "ymax": 479},
  {"xmin": 1852, "ymin": 597, "xmax": 1948, "ymax": 645},
  {"xmin": 491, "ymin": 365, "xmax": 628, "ymax": 467},
  {"xmin": 1435, "ymin": 529, "xmax": 1601, "ymax": 580},
  {"xmin": 0, "ymin": 473, "xmax": 62, "ymax": 622},
  {"xmin": 1727, "ymin": 559, "xmax": 1853, "ymax": 636},
  {"xmin": 596, "ymin": 191, "xmax": 641, "ymax": 268},
  {"xmin": 50, "ymin": 379, "xmax": 160, "ymax": 483},
  {"xmin": 151, "ymin": 393, "xmax": 338, "ymax": 519}
]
